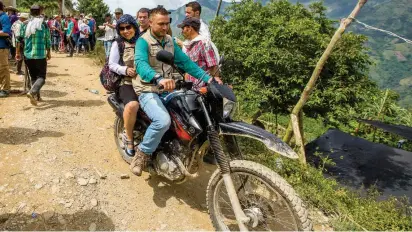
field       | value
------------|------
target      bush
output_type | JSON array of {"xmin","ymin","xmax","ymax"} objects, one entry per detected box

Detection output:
[
  {"xmin": 236, "ymin": 137, "xmax": 412, "ymax": 230},
  {"xmin": 88, "ymin": 41, "xmax": 106, "ymax": 66}
]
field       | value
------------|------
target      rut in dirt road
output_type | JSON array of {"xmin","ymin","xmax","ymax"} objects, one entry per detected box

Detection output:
[{"xmin": 0, "ymin": 53, "xmax": 215, "ymax": 231}]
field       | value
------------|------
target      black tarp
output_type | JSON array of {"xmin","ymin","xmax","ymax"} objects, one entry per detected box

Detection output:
[
  {"xmin": 358, "ymin": 119, "xmax": 412, "ymax": 140},
  {"xmin": 306, "ymin": 129, "xmax": 412, "ymax": 199}
]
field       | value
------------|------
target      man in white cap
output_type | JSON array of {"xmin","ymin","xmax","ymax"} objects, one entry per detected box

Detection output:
[{"xmin": 11, "ymin": 12, "xmax": 29, "ymax": 75}]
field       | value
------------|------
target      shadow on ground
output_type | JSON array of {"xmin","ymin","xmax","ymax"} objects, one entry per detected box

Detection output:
[
  {"xmin": 47, "ymin": 72, "xmax": 71, "ymax": 78},
  {"xmin": 0, "ymin": 127, "xmax": 64, "ymax": 145},
  {"xmin": 22, "ymin": 99, "xmax": 105, "ymax": 111},
  {"xmin": 0, "ymin": 209, "xmax": 115, "ymax": 230},
  {"xmin": 147, "ymin": 164, "xmax": 216, "ymax": 212}
]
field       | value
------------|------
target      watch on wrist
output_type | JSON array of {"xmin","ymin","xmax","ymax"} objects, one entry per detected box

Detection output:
[{"xmin": 153, "ymin": 73, "xmax": 163, "ymax": 85}]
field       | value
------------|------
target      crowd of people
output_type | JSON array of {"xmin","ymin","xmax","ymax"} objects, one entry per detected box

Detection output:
[{"xmin": 0, "ymin": 0, "xmax": 222, "ymax": 175}]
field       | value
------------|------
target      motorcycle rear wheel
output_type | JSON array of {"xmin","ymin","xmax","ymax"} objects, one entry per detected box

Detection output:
[
  {"xmin": 114, "ymin": 116, "xmax": 138, "ymax": 164},
  {"xmin": 206, "ymin": 160, "xmax": 312, "ymax": 231}
]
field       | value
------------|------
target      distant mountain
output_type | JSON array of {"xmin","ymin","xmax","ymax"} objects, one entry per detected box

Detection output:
[{"xmin": 170, "ymin": 0, "xmax": 412, "ymax": 108}]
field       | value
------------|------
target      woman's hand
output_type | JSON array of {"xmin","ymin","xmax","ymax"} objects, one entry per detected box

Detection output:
[{"xmin": 126, "ymin": 67, "xmax": 136, "ymax": 77}]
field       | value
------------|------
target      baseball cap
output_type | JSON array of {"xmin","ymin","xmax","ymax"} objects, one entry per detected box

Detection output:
[
  {"xmin": 177, "ymin": 17, "xmax": 200, "ymax": 31},
  {"xmin": 114, "ymin": 8, "xmax": 123, "ymax": 14}
]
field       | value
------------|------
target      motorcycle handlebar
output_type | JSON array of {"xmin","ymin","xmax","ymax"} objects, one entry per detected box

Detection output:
[{"xmin": 157, "ymin": 80, "xmax": 193, "ymax": 91}]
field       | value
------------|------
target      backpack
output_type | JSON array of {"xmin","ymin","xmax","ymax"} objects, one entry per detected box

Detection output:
[{"xmin": 99, "ymin": 39, "xmax": 125, "ymax": 92}]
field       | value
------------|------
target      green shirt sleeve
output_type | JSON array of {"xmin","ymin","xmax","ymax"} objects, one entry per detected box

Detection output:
[
  {"xmin": 134, "ymin": 38, "xmax": 212, "ymax": 83},
  {"xmin": 18, "ymin": 24, "xmax": 26, "ymax": 42},
  {"xmin": 173, "ymin": 40, "xmax": 211, "ymax": 83},
  {"xmin": 44, "ymin": 24, "xmax": 51, "ymax": 49},
  {"xmin": 134, "ymin": 38, "xmax": 157, "ymax": 83}
]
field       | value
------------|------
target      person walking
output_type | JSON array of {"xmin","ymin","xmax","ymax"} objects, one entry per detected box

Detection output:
[
  {"xmin": 65, "ymin": 14, "xmax": 75, "ymax": 57},
  {"xmin": 86, "ymin": 14, "xmax": 96, "ymax": 51},
  {"xmin": 16, "ymin": 5, "xmax": 51, "ymax": 106},
  {"xmin": 0, "ymin": 1, "xmax": 11, "ymax": 98},
  {"xmin": 11, "ymin": 12, "xmax": 29, "ymax": 75}
]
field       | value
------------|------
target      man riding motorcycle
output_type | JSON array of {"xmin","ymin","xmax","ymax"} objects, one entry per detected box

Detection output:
[{"xmin": 132, "ymin": 6, "xmax": 222, "ymax": 176}]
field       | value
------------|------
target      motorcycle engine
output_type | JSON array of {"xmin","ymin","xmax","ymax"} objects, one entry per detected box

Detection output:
[{"xmin": 153, "ymin": 139, "xmax": 190, "ymax": 181}]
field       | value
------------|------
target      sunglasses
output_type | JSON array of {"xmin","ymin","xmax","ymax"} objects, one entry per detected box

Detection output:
[{"xmin": 119, "ymin": 25, "xmax": 133, "ymax": 31}]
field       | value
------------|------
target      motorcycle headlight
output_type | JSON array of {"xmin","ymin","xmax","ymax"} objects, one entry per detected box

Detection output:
[{"xmin": 223, "ymin": 98, "xmax": 236, "ymax": 119}]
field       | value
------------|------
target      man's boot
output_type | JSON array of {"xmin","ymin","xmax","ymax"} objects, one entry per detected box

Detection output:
[
  {"xmin": 27, "ymin": 78, "xmax": 45, "ymax": 106},
  {"xmin": 130, "ymin": 149, "xmax": 148, "ymax": 176}
]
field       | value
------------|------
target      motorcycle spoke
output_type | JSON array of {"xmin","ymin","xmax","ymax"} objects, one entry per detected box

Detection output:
[{"xmin": 214, "ymin": 171, "xmax": 299, "ymax": 231}]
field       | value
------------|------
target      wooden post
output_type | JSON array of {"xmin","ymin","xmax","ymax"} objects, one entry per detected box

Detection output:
[
  {"xmin": 282, "ymin": 0, "xmax": 368, "ymax": 164},
  {"xmin": 215, "ymin": 0, "xmax": 223, "ymax": 18}
]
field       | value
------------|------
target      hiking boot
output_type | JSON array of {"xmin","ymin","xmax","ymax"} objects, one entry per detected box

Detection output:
[
  {"xmin": 26, "ymin": 92, "xmax": 38, "ymax": 106},
  {"xmin": 130, "ymin": 149, "xmax": 148, "ymax": 176},
  {"xmin": 0, "ymin": 90, "xmax": 9, "ymax": 98},
  {"xmin": 37, "ymin": 93, "xmax": 43, "ymax": 102}
]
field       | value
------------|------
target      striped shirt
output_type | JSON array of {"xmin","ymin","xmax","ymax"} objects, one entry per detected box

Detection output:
[{"xmin": 20, "ymin": 22, "xmax": 51, "ymax": 59}]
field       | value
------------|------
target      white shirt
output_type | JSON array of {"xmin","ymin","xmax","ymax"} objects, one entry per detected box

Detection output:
[
  {"xmin": 11, "ymin": 20, "xmax": 23, "ymax": 47},
  {"xmin": 79, "ymin": 23, "xmax": 90, "ymax": 39},
  {"xmin": 199, "ymin": 19, "xmax": 211, "ymax": 40},
  {"xmin": 104, "ymin": 21, "xmax": 116, "ymax": 41},
  {"xmin": 108, "ymin": 41, "xmax": 127, "ymax": 76},
  {"xmin": 113, "ymin": 19, "xmax": 119, "ymax": 38}
]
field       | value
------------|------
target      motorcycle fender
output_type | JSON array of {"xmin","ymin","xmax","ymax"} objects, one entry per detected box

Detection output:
[
  {"xmin": 219, "ymin": 122, "xmax": 299, "ymax": 159},
  {"xmin": 107, "ymin": 94, "xmax": 124, "ymax": 118}
]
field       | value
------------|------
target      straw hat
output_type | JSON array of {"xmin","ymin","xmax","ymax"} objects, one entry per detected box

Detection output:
[{"xmin": 18, "ymin": 13, "xmax": 30, "ymax": 19}]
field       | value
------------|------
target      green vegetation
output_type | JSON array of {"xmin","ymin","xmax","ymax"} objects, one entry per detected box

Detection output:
[
  {"xmin": 171, "ymin": 0, "xmax": 412, "ymax": 108},
  {"xmin": 212, "ymin": 0, "xmax": 412, "ymax": 229},
  {"xmin": 239, "ymin": 138, "xmax": 412, "ymax": 230},
  {"xmin": 76, "ymin": 0, "xmax": 110, "ymax": 27}
]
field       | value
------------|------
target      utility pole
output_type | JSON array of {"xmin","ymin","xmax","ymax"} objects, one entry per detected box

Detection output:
[
  {"xmin": 12, "ymin": 0, "xmax": 16, "ymax": 8},
  {"xmin": 62, "ymin": 0, "xmax": 65, "ymax": 15}
]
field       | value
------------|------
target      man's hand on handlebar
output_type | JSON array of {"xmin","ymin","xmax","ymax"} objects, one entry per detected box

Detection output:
[
  {"xmin": 158, "ymin": 79, "xmax": 176, "ymax": 91},
  {"xmin": 208, "ymin": 76, "xmax": 223, "ymax": 85}
]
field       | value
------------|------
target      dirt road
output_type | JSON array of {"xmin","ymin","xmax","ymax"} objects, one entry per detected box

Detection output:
[{"xmin": 0, "ymin": 53, "xmax": 215, "ymax": 230}]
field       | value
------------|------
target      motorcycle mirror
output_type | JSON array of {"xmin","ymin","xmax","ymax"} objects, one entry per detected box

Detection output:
[{"xmin": 156, "ymin": 50, "xmax": 174, "ymax": 66}]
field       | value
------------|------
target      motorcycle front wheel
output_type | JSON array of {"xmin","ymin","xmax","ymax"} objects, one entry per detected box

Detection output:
[{"xmin": 206, "ymin": 160, "xmax": 312, "ymax": 231}]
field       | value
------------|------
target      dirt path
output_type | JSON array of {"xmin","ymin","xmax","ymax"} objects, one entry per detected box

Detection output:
[{"xmin": 0, "ymin": 53, "xmax": 215, "ymax": 231}]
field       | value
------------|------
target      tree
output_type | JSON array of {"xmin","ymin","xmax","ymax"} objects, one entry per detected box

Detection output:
[
  {"xmin": 77, "ymin": 0, "xmax": 109, "ymax": 27},
  {"xmin": 17, "ymin": 0, "xmax": 75, "ymax": 15},
  {"xmin": 211, "ymin": 0, "xmax": 378, "ymax": 127}
]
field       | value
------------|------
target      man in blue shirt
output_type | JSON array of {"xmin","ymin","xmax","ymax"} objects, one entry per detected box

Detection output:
[
  {"xmin": 0, "ymin": 1, "xmax": 11, "ymax": 98},
  {"xmin": 86, "ymin": 14, "xmax": 96, "ymax": 51},
  {"xmin": 130, "ymin": 6, "xmax": 222, "ymax": 176}
]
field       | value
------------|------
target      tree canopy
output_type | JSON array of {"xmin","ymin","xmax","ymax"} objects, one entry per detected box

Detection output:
[{"xmin": 211, "ymin": 0, "xmax": 379, "ymax": 125}]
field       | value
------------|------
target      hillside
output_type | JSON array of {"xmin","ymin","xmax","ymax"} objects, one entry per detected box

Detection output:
[{"xmin": 170, "ymin": 0, "xmax": 412, "ymax": 109}]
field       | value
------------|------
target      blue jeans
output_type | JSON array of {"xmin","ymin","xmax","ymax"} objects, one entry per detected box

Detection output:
[
  {"xmin": 138, "ymin": 93, "xmax": 171, "ymax": 155},
  {"xmin": 71, "ymin": 33, "xmax": 78, "ymax": 49},
  {"xmin": 104, "ymin": 40, "xmax": 113, "ymax": 58},
  {"xmin": 52, "ymin": 36, "xmax": 61, "ymax": 46}
]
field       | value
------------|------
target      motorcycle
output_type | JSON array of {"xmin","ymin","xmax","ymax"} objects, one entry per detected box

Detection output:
[{"xmin": 107, "ymin": 50, "xmax": 312, "ymax": 231}]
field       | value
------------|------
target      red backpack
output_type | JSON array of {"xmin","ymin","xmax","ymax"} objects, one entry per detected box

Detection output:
[{"xmin": 99, "ymin": 39, "xmax": 125, "ymax": 92}]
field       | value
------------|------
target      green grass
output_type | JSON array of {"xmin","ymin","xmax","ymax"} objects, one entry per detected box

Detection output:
[{"xmin": 88, "ymin": 41, "xmax": 106, "ymax": 66}]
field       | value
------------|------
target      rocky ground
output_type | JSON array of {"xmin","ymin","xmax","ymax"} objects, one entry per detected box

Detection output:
[
  {"xmin": 0, "ymin": 52, "xmax": 331, "ymax": 231},
  {"xmin": 0, "ymin": 53, "xmax": 215, "ymax": 231}
]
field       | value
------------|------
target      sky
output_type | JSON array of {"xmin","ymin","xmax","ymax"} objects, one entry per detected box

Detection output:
[{"xmin": 103, "ymin": 0, "xmax": 193, "ymax": 15}]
